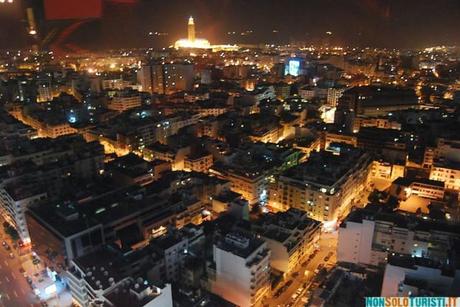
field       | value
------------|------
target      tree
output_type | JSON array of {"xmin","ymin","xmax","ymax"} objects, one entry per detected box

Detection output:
[
  {"xmin": 4, "ymin": 225, "xmax": 19, "ymax": 242},
  {"xmin": 368, "ymin": 190, "xmax": 380, "ymax": 203},
  {"xmin": 387, "ymin": 196, "xmax": 400, "ymax": 210}
]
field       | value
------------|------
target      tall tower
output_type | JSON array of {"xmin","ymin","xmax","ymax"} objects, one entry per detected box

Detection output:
[{"xmin": 188, "ymin": 16, "xmax": 196, "ymax": 42}]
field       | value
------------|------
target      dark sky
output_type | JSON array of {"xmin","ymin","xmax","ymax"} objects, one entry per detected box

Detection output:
[{"xmin": 1, "ymin": 0, "xmax": 460, "ymax": 50}]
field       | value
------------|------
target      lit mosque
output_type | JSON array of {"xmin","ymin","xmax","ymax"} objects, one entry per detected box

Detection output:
[{"xmin": 174, "ymin": 16, "xmax": 211, "ymax": 49}]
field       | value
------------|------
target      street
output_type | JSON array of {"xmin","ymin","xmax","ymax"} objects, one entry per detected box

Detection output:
[
  {"xmin": 0, "ymin": 235, "xmax": 39, "ymax": 307},
  {"xmin": 266, "ymin": 231, "xmax": 338, "ymax": 307}
]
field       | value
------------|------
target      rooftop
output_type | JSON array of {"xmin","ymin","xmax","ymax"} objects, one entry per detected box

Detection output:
[
  {"xmin": 342, "ymin": 205, "xmax": 460, "ymax": 236},
  {"xmin": 393, "ymin": 177, "xmax": 445, "ymax": 188},
  {"xmin": 282, "ymin": 147, "xmax": 369, "ymax": 188},
  {"xmin": 215, "ymin": 232, "xmax": 265, "ymax": 259}
]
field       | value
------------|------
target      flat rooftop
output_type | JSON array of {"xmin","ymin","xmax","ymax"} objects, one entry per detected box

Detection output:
[
  {"xmin": 282, "ymin": 147, "xmax": 369, "ymax": 188},
  {"xmin": 342, "ymin": 205, "xmax": 460, "ymax": 235},
  {"xmin": 215, "ymin": 232, "xmax": 265, "ymax": 259}
]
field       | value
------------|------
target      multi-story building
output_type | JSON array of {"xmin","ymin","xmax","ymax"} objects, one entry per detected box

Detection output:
[
  {"xmin": 430, "ymin": 159, "xmax": 460, "ymax": 191},
  {"xmin": 381, "ymin": 255, "xmax": 460, "ymax": 297},
  {"xmin": 26, "ymin": 173, "xmax": 216, "ymax": 269},
  {"xmin": 143, "ymin": 142, "xmax": 191, "ymax": 171},
  {"xmin": 0, "ymin": 137, "xmax": 104, "ymax": 243},
  {"xmin": 436, "ymin": 138, "xmax": 460, "ymax": 163},
  {"xmin": 184, "ymin": 152, "xmax": 213, "ymax": 173},
  {"xmin": 26, "ymin": 201, "xmax": 106, "ymax": 269},
  {"xmin": 138, "ymin": 62, "xmax": 194, "ymax": 95},
  {"xmin": 270, "ymin": 146, "xmax": 372, "ymax": 222},
  {"xmin": 106, "ymin": 153, "xmax": 170, "ymax": 186},
  {"xmin": 352, "ymin": 116, "xmax": 402, "ymax": 133},
  {"xmin": 389, "ymin": 177, "xmax": 445, "ymax": 201},
  {"xmin": 326, "ymin": 86, "xmax": 346, "ymax": 107},
  {"xmin": 299, "ymin": 85, "xmax": 345, "ymax": 107},
  {"xmin": 289, "ymin": 137, "xmax": 321, "ymax": 159},
  {"xmin": 210, "ymin": 232, "xmax": 271, "ymax": 307},
  {"xmin": 0, "ymin": 181, "xmax": 47, "ymax": 243},
  {"xmin": 0, "ymin": 109, "xmax": 36, "ymax": 139},
  {"xmin": 252, "ymin": 208, "xmax": 321, "ymax": 274},
  {"xmin": 137, "ymin": 65, "xmax": 158, "ymax": 94},
  {"xmin": 11, "ymin": 108, "xmax": 78, "ymax": 139},
  {"xmin": 0, "ymin": 135, "xmax": 100, "ymax": 167},
  {"xmin": 370, "ymin": 160, "xmax": 405, "ymax": 181},
  {"xmin": 337, "ymin": 205, "xmax": 460, "ymax": 267},
  {"xmin": 323, "ymin": 132, "xmax": 358, "ymax": 149},
  {"xmin": 211, "ymin": 166, "xmax": 266, "ymax": 205},
  {"xmin": 107, "ymin": 90, "xmax": 142, "ymax": 112},
  {"xmin": 211, "ymin": 143, "xmax": 302, "ymax": 205},
  {"xmin": 66, "ymin": 247, "xmax": 172, "ymax": 307},
  {"xmin": 85, "ymin": 111, "xmax": 200, "ymax": 154},
  {"xmin": 248, "ymin": 125, "xmax": 283, "ymax": 143},
  {"xmin": 150, "ymin": 233, "xmax": 189, "ymax": 282},
  {"xmin": 0, "ymin": 139, "xmax": 105, "ymax": 191},
  {"xmin": 335, "ymin": 86, "xmax": 419, "ymax": 131}
]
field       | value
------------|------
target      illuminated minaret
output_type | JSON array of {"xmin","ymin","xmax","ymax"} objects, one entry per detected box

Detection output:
[{"xmin": 188, "ymin": 16, "xmax": 196, "ymax": 42}]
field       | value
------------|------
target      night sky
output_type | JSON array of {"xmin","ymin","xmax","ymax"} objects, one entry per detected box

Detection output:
[{"xmin": 1, "ymin": 0, "xmax": 460, "ymax": 50}]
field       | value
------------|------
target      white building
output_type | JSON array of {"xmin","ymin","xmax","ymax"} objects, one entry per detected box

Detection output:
[
  {"xmin": 0, "ymin": 182, "xmax": 46, "ymax": 243},
  {"xmin": 381, "ymin": 255, "xmax": 459, "ymax": 297},
  {"xmin": 103, "ymin": 281, "xmax": 173, "ymax": 307},
  {"xmin": 66, "ymin": 249, "xmax": 173, "ymax": 307},
  {"xmin": 211, "ymin": 232, "xmax": 271, "ymax": 307},
  {"xmin": 436, "ymin": 138, "xmax": 460, "ymax": 163},
  {"xmin": 337, "ymin": 206, "xmax": 460, "ymax": 266},
  {"xmin": 253, "ymin": 208, "xmax": 321, "ymax": 274},
  {"xmin": 107, "ymin": 92, "xmax": 142, "ymax": 112},
  {"xmin": 389, "ymin": 177, "xmax": 445, "ymax": 201},
  {"xmin": 430, "ymin": 159, "xmax": 460, "ymax": 191}
]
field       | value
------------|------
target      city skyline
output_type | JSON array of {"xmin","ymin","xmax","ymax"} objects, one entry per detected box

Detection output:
[
  {"xmin": 1, "ymin": 0, "xmax": 460, "ymax": 50},
  {"xmin": 1, "ymin": 1, "xmax": 460, "ymax": 307}
]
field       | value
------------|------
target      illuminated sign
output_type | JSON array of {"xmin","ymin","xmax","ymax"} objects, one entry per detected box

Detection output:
[{"xmin": 285, "ymin": 58, "xmax": 302, "ymax": 76}]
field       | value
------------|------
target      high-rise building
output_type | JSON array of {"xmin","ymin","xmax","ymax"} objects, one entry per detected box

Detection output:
[
  {"xmin": 210, "ymin": 232, "xmax": 271, "ymax": 307},
  {"xmin": 137, "ymin": 64, "xmax": 165, "ymax": 94},
  {"xmin": 137, "ymin": 63, "xmax": 194, "ymax": 95}
]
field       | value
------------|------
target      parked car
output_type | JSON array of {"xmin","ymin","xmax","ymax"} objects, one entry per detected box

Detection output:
[{"xmin": 274, "ymin": 289, "xmax": 283, "ymax": 298}]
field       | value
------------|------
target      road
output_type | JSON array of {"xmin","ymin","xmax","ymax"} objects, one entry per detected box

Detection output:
[
  {"xmin": 266, "ymin": 231, "xmax": 338, "ymax": 307},
  {"xmin": 0, "ymin": 234, "xmax": 39, "ymax": 307}
]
